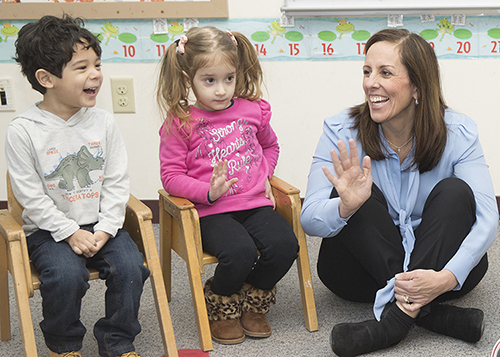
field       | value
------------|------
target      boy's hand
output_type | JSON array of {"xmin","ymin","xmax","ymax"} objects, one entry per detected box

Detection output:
[
  {"xmin": 264, "ymin": 178, "xmax": 276, "ymax": 209},
  {"xmin": 66, "ymin": 229, "xmax": 98, "ymax": 258},
  {"xmin": 208, "ymin": 159, "xmax": 238, "ymax": 202},
  {"xmin": 93, "ymin": 231, "xmax": 111, "ymax": 253}
]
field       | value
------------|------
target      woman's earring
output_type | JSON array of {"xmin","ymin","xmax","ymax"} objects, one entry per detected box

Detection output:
[{"xmin": 415, "ymin": 98, "xmax": 419, "ymax": 105}]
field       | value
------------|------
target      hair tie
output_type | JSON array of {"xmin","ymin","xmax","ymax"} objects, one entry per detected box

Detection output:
[
  {"xmin": 176, "ymin": 35, "xmax": 188, "ymax": 54},
  {"xmin": 225, "ymin": 30, "xmax": 238, "ymax": 46}
]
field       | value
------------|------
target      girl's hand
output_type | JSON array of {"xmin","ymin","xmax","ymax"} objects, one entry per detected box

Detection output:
[
  {"xmin": 322, "ymin": 139, "xmax": 372, "ymax": 218},
  {"xmin": 264, "ymin": 178, "xmax": 276, "ymax": 209},
  {"xmin": 394, "ymin": 269, "xmax": 458, "ymax": 312},
  {"xmin": 208, "ymin": 159, "xmax": 239, "ymax": 202}
]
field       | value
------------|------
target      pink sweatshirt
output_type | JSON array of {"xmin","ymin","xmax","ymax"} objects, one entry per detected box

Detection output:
[{"xmin": 159, "ymin": 98, "xmax": 279, "ymax": 217}]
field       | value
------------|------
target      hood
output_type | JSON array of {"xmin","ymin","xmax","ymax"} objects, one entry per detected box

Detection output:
[{"xmin": 11, "ymin": 102, "xmax": 90, "ymax": 128}]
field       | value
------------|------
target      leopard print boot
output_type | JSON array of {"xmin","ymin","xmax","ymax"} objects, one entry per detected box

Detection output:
[
  {"xmin": 240, "ymin": 283, "xmax": 276, "ymax": 338},
  {"xmin": 204, "ymin": 277, "xmax": 245, "ymax": 345}
]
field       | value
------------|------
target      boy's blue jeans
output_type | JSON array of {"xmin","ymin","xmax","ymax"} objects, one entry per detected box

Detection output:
[{"xmin": 27, "ymin": 225, "xmax": 150, "ymax": 357}]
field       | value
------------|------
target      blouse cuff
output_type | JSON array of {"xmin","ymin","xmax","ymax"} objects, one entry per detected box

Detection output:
[
  {"xmin": 442, "ymin": 249, "xmax": 476, "ymax": 291},
  {"xmin": 323, "ymin": 198, "xmax": 350, "ymax": 237}
]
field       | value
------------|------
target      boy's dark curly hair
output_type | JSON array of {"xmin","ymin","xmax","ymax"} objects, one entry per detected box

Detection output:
[{"xmin": 14, "ymin": 14, "xmax": 102, "ymax": 94}]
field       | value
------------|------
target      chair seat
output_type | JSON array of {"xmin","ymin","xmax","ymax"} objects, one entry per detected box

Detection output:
[{"xmin": 202, "ymin": 253, "xmax": 219, "ymax": 266}]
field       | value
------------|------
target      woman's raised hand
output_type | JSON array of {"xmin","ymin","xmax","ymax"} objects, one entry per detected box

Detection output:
[
  {"xmin": 208, "ymin": 159, "xmax": 239, "ymax": 202},
  {"xmin": 322, "ymin": 139, "xmax": 372, "ymax": 218}
]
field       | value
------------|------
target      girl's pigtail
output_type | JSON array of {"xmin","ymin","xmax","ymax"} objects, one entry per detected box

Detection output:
[
  {"xmin": 232, "ymin": 31, "xmax": 263, "ymax": 101},
  {"xmin": 157, "ymin": 41, "xmax": 191, "ymax": 132}
]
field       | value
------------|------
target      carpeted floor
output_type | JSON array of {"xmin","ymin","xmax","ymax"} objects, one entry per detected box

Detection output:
[{"xmin": 2, "ymin": 223, "xmax": 499, "ymax": 357}]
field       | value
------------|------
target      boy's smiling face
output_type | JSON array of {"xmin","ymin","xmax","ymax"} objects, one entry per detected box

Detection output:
[{"xmin": 38, "ymin": 42, "xmax": 103, "ymax": 120}]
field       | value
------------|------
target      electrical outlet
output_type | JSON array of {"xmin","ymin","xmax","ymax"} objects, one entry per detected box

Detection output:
[
  {"xmin": 110, "ymin": 77, "xmax": 135, "ymax": 113},
  {"xmin": 0, "ymin": 78, "xmax": 15, "ymax": 112},
  {"xmin": 116, "ymin": 85, "xmax": 128, "ymax": 95},
  {"xmin": 118, "ymin": 97, "xmax": 129, "ymax": 107}
]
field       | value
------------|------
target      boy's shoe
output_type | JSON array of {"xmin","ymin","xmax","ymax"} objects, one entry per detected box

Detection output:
[{"xmin": 48, "ymin": 351, "xmax": 81, "ymax": 357}]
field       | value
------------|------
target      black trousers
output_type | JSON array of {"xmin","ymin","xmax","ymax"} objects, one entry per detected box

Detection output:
[
  {"xmin": 317, "ymin": 177, "xmax": 488, "ymax": 304},
  {"xmin": 200, "ymin": 206, "xmax": 299, "ymax": 296}
]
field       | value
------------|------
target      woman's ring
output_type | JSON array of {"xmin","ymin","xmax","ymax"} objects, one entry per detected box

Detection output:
[{"xmin": 404, "ymin": 295, "xmax": 410, "ymax": 304}]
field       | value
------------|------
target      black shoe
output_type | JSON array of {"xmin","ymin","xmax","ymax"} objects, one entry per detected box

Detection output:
[
  {"xmin": 416, "ymin": 304, "xmax": 484, "ymax": 342},
  {"xmin": 330, "ymin": 303, "xmax": 415, "ymax": 357},
  {"xmin": 330, "ymin": 319, "xmax": 385, "ymax": 357}
]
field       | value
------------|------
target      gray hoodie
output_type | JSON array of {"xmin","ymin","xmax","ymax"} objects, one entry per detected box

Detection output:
[{"xmin": 5, "ymin": 103, "xmax": 129, "ymax": 241}]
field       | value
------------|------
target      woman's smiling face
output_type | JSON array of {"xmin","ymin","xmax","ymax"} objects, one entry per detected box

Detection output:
[{"xmin": 362, "ymin": 41, "xmax": 418, "ymax": 126}]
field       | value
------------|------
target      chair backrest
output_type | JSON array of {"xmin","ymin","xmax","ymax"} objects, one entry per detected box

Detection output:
[{"xmin": 6, "ymin": 172, "xmax": 25, "ymax": 226}]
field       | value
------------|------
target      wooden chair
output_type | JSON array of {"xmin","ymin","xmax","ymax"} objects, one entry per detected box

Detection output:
[
  {"xmin": 159, "ymin": 176, "xmax": 318, "ymax": 351},
  {"xmin": 0, "ymin": 173, "xmax": 178, "ymax": 357}
]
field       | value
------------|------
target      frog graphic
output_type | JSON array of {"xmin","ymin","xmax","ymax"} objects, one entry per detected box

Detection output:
[
  {"xmin": 267, "ymin": 20, "xmax": 286, "ymax": 44},
  {"xmin": 0, "ymin": 21, "xmax": 19, "ymax": 43},
  {"xmin": 437, "ymin": 18, "xmax": 454, "ymax": 41},
  {"xmin": 335, "ymin": 18, "xmax": 355, "ymax": 39},
  {"xmin": 101, "ymin": 22, "xmax": 119, "ymax": 45},
  {"xmin": 168, "ymin": 20, "xmax": 185, "ymax": 41}
]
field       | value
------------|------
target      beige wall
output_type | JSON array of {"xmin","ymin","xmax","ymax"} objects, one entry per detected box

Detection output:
[{"xmin": 0, "ymin": 0, "xmax": 499, "ymax": 200}]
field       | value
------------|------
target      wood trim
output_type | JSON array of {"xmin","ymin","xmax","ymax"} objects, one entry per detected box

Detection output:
[
  {"xmin": 0, "ymin": 0, "xmax": 229, "ymax": 20},
  {"xmin": 1, "ymin": 196, "xmax": 498, "ymax": 225},
  {"xmin": 0, "ymin": 199, "xmax": 160, "ymax": 223},
  {"xmin": 141, "ymin": 199, "xmax": 159, "ymax": 224},
  {"xmin": 498, "ymin": 196, "xmax": 500, "ymax": 217}
]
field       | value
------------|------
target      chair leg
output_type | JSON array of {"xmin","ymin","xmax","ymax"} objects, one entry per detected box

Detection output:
[
  {"xmin": 295, "ymin": 230, "xmax": 318, "ymax": 332},
  {"xmin": 8, "ymin": 241, "xmax": 38, "ymax": 356},
  {"xmin": 159, "ymin": 204, "xmax": 173, "ymax": 302},
  {"xmin": 173, "ymin": 209, "xmax": 213, "ymax": 352},
  {"xmin": 0, "ymin": 237, "xmax": 11, "ymax": 341},
  {"xmin": 159, "ymin": 197, "xmax": 213, "ymax": 351},
  {"xmin": 185, "ymin": 249, "xmax": 213, "ymax": 352},
  {"xmin": 142, "ymin": 225, "xmax": 178, "ymax": 357}
]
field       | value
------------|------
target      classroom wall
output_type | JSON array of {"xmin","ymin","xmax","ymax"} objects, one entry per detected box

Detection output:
[{"xmin": 0, "ymin": 0, "xmax": 499, "ymax": 201}]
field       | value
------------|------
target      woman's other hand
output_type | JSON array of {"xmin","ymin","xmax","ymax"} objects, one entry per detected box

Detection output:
[
  {"xmin": 322, "ymin": 139, "xmax": 372, "ymax": 218},
  {"xmin": 394, "ymin": 269, "xmax": 458, "ymax": 312}
]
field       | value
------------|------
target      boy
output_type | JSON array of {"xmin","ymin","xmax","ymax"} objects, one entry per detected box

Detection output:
[{"xmin": 5, "ymin": 15, "xmax": 149, "ymax": 357}]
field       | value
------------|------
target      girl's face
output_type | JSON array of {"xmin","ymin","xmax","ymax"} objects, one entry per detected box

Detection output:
[
  {"xmin": 191, "ymin": 62, "xmax": 236, "ymax": 111},
  {"xmin": 362, "ymin": 41, "xmax": 418, "ymax": 127}
]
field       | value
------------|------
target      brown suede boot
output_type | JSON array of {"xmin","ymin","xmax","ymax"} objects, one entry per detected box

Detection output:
[
  {"xmin": 204, "ymin": 277, "xmax": 245, "ymax": 345},
  {"xmin": 240, "ymin": 283, "xmax": 276, "ymax": 338}
]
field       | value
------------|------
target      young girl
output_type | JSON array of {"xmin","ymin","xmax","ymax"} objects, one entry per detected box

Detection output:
[{"xmin": 157, "ymin": 26, "xmax": 299, "ymax": 345}]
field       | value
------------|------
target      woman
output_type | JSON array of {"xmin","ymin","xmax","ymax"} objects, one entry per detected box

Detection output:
[{"xmin": 301, "ymin": 28, "xmax": 498, "ymax": 356}]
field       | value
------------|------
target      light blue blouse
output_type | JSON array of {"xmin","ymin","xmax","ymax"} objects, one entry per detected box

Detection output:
[{"xmin": 301, "ymin": 108, "xmax": 498, "ymax": 319}]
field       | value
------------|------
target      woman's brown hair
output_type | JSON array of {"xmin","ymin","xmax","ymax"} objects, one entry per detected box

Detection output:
[{"xmin": 351, "ymin": 28, "xmax": 448, "ymax": 173}]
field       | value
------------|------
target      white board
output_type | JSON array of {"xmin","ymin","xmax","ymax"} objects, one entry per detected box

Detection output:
[{"xmin": 281, "ymin": 0, "xmax": 500, "ymax": 16}]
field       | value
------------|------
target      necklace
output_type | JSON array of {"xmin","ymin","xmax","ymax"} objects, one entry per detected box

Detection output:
[{"xmin": 386, "ymin": 136, "xmax": 413, "ymax": 153}]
